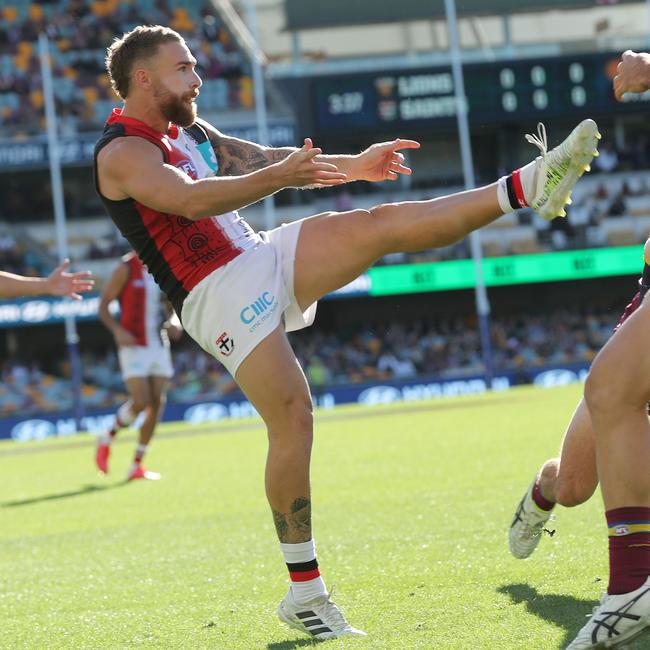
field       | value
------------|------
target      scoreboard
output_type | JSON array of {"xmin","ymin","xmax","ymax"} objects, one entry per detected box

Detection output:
[{"xmin": 308, "ymin": 52, "xmax": 646, "ymax": 134}]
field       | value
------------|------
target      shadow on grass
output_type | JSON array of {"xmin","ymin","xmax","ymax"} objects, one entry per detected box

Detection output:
[
  {"xmin": 498, "ymin": 583, "xmax": 597, "ymax": 647},
  {"xmin": 1, "ymin": 481, "xmax": 127, "ymax": 507},
  {"xmin": 267, "ymin": 639, "xmax": 317, "ymax": 649}
]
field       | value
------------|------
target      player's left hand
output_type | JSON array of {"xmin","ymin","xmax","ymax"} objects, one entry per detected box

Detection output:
[
  {"xmin": 356, "ymin": 139, "xmax": 421, "ymax": 182},
  {"xmin": 45, "ymin": 259, "xmax": 94, "ymax": 300}
]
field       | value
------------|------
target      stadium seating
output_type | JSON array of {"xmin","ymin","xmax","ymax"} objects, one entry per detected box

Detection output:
[
  {"xmin": 0, "ymin": 0, "xmax": 253, "ymax": 138},
  {"xmin": 0, "ymin": 304, "xmax": 619, "ymax": 416}
]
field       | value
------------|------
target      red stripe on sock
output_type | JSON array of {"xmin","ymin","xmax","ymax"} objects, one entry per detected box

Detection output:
[
  {"xmin": 512, "ymin": 169, "xmax": 528, "ymax": 208},
  {"xmin": 289, "ymin": 568, "xmax": 321, "ymax": 582}
]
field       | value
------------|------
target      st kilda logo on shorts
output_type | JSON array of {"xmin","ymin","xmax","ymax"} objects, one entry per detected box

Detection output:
[{"xmin": 215, "ymin": 331, "xmax": 234, "ymax": 356}]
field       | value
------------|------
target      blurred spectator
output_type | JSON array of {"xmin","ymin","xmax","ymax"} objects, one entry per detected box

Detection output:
[
  {"xmin": 0, "ymin": 303, "xmax": 623, "ymax": 416},
  {"xmin": 0, "ymin": 0, "xmax": 253, "ymax": 138},
  {"xmin": 608, "ymin": 190, "xmax": 627, "ymax": 217},
  {"xmin": 593, "ymin": 141, "xmax": 619, "ymax": 173}
]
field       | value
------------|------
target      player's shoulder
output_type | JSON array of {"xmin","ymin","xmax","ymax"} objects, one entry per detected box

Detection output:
[{"xmin": 98, "ymin": 136, "xmax": 162, "ymax": 169}]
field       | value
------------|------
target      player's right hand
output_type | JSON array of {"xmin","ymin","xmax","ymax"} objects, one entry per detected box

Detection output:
[
  {"xmin": 277, "ymin": 138, "xmax": 347, "ymax": 188},
  {"xmin": 613, "ymin": 50, "xmax": 650, "ymax": 101}
]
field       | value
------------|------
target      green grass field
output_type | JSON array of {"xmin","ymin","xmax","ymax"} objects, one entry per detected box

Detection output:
[{"xmin": 2, "ymin": 384, "xmax": 645, "ymax": 649}]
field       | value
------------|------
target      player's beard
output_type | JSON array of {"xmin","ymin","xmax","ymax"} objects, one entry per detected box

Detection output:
[{"xmin": 154, "ymin": 84, "xmax": 197, "ymax": 127}]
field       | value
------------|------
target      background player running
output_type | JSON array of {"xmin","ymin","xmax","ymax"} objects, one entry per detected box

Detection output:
[
  {"xmin": 95, "ymin": 251, "xmax": 182, "ymax": 481},
  {"xmin": 94, "ymin": 25, "xmax": 599, "ymax": 641}
]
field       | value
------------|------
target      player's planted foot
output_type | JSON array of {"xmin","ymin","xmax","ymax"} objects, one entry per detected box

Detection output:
[
  {"xmin": 126, "ymin": 463, "xmax": 161, "ymax": 481},
  {"xmin": 95, "ymin": 440, "xmax": 110, "ymax": 474},
  {"xmin": 526, "ymin": 119, "xmax": 600, "ymax": 220},
  {"xmin": 277, "ymin": 587, "xmax": 366, "ymax": 640},
  {"xmin": 566, "ymin": 576, "xmax": 650, "ymax": 649},
  {"xmin": 509, "ymin": 481, "xmax": 553, "ymax": 559}
]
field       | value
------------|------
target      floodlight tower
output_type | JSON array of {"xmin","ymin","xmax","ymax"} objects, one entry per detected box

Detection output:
[
  {"xmin": 38, "ymin": 33, "xmax": 84, "ymax": 427},
  {"xmin": 244, "ymin": 0, "xmax": 276, "ymax": 231},
  {"xmin": 443, "ymin": 0, "xmax": 495, "ymax": 389}
]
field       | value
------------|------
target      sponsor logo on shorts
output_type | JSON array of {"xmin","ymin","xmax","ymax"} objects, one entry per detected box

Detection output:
[
  {"xmin": 240, "ymin": 291, "xmax": 278, "ymax": 332},
  {"xmin": 215, "ymin": 331, "xmax": 235, "ymax": 356}
]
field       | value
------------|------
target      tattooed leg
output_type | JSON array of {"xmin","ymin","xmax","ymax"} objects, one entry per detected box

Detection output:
[
  {"xmin": 233, "ymin": 329, "xmax": 315, "ymax": 537},
  {"xmin": 272, "ymin": 497, "xmax": 312, "ymax": 544}
]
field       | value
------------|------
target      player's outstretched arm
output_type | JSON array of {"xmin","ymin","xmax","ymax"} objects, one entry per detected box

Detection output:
[
  {"xmin": 196, "ymin": 118, "xmax": 296, "ymax": 175},
  {"xmin": 99, "ymin": 137, "xmax": 346, "ymax": 220},
  {"xmin": 614, "ymin": 50, "xmax": 650, "ymax": 100},
  {"xmin": 0, "ymin": 259, "xmax": 94, "ymax": 300},
  {"xmin": 197, "ymin": 118, "xmax": 419, "ymax": 184},
  {"xmin": 322, "ymin": 138, "xmax": 420, "ymax": 183}
]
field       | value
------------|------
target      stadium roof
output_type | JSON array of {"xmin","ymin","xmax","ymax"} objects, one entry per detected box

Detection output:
[{"xmin": 283, "ymin": 0, "xmax": 639, "ymax": 30}]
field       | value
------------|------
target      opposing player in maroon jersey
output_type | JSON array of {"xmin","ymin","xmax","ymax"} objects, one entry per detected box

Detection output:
[
  {"xmin": 96, "ymin": 251, "xmax": 181, "ymax": 480},
  {"xmin": 94, "ymin": 25, "xmax": 598, "ymax": 640}
]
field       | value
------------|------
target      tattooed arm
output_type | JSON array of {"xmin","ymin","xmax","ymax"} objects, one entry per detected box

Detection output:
[
  {"xmin": 196, "ymin": 118, "xmax": 420, "ymax": 184},
  {"xmin": 196, "ymin": 117, "xmax": 294, "ymax": 175}
]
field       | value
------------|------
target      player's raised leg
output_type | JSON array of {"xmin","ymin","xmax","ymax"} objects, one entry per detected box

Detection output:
[
  {"xmin": 568, "ymin": 301, "xmax": 650, "ymax": 648},
  {"xmin": 509, "ymin": 399, "xmax": 597, "ymax": 559},
  {"xmin": 293, "ymin": 120, "xmax": 599, "ymax": 307},
  {"xmin": 234, "ymin": 327, "xmax": 365, "ymax": 640}
]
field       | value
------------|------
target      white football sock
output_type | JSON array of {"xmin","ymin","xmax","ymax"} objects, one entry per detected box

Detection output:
[{"xmin": 281, "ymin": 539, "xmax": 327, "ymax": 604}]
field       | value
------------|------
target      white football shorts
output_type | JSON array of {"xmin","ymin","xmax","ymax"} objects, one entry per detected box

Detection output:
[
  {"xmin": 181, "ymin": 220, "xmax": 317, "ymax": 377},
  {"xmin": 117, "ymin": 343, "xmax": 174, "ymax": 380}
]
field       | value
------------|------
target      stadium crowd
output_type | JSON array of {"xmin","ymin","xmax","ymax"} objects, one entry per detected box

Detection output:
[
  {"xmin": 0, "ymin": 305, "xmax": 622, "ymax": 416},
  {"xmin": 0, "ymin": 0, "xmax": 252, "ymax": 138},
  {"xmin": 0, "ymin": 233, "xmax": 44, "ymax": 276}
]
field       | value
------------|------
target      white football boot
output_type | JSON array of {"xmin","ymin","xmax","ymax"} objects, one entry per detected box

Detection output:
[
  {"xmin": 509, "ymin": 481, "xmax": 553, "ymax": 559},
  {"xmin": 525, "ymin": 119, "xmax": 600, "ymax": 220},
  {"xmin": 277, "ymin": 586, "xmax": 366, "ymax": 640},
  {"xmin": 566, "ymin": 577, "xmax": 650, "ymax": 649}
]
